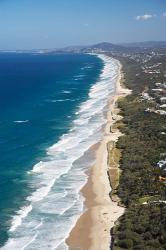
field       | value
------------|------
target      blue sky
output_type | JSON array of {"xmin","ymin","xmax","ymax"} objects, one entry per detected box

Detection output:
[{"xmin": 0, "ymin": 0, "xmax": 165, "ymax": 49}]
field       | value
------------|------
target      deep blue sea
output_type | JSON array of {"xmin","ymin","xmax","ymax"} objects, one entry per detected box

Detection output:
[{"xmin": 0, "ymin": 52, "xmax": 118, "ymax": 249}]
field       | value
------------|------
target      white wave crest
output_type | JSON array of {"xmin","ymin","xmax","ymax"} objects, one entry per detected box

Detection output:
[
  {"xmin": 9, "ymin": 205, "xmax": 32, "ymax": 232},
  {"xmin": 14, "ymin": 120, "xmax": 29, "ymax": 123}
]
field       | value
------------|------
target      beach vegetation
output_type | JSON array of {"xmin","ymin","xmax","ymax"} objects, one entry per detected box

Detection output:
[{"xmin": 111, "ymin": 55, "xmax": 166, "ymax": 249}]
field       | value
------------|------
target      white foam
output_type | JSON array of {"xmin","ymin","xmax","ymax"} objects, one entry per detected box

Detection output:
[
  {"xmin": 74, "ymin": 74, "xmax": 85, "ymax": 78},
  {"xmin": 81, "ymin": 65, "xmax": 93, "ymax": 70},
  {"xmin": 62, "ymin": 90, "xmax": 72, "ymax": 94},
  {"xmin": 22, "ymin": 234, "xmax": 38, "ymax": 250},
  {"xmin": 14, "ymin": 120, "xmax": 29, "ymax": 123},
  {"xmin": 27, "ymin": 179, "xmax": 56, "ymax": 202},
  {"xmin": 3, "ymin": 54, "xmax": 119, "ymax": 250},
  {"xmin": 50, "ymin": 98, "xmax": 72, "ymax": 102},
  {"xmin": 9, "ymin": 205, "xmax": 32, "ymax": 232},
  {"xmin": 31, "ymin": 161, "xmax": 44, "ymax": 173}
]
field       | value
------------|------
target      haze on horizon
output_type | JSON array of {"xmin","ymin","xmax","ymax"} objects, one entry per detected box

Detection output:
[{"xmin": 0, "ymin": 0, "xmax": 165, "ymax": 50}]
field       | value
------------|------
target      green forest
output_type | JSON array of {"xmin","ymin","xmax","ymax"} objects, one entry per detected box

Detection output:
[{"xmin": 111, "ymin": 55, "xmax": 166, "ymax": 250}]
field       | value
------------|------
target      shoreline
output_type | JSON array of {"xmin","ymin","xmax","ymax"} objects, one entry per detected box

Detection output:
[{"xmin": 66, "ymin": 57, "xmax": 130, "ymax": 250}]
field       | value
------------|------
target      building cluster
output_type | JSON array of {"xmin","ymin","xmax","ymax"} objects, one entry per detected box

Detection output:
[
  {"xmin": 141, "ymin": 62, "xmax": 162, "ymax": 74},
  {"xmin": 143, "ymin": 81, "xmax": 166, "ymax": 116},
  {"xmin": 140, "ymin": 92, "xmax": 154, "ymax": 102}
]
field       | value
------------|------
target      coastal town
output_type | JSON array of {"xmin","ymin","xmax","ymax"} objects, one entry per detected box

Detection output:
[{"xmin": 106, "ymin": 47, "xmax": 166, "ymax": 249}]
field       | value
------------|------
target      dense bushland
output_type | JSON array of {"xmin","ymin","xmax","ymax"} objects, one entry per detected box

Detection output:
[{"xmin": 111, "ymin": 55, "xmax": 166, "ymax": 250}]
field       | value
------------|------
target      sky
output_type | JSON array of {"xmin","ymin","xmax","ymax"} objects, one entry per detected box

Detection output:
[{"xmin": 0, "ymin": 0, "xmax": 165, "ymax": 49}]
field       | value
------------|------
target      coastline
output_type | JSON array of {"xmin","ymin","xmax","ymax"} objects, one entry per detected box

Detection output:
[{"xmin": 66, "ymin": 57, "xmax": 131, "ymax": 250}]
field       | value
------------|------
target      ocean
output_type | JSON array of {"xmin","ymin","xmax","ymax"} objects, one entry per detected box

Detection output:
[{"xmin": 0, "ymin": 52, "xmax": 119, "ymax": 249}]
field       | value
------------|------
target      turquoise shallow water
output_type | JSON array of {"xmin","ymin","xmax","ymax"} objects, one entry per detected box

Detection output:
[
  {"xmin": 0, "ymin": 53, "xmax": 103, "ymax": 247},
  {"xmin": 0, "ymin": 52, "xmax": 119, "ymax": 249}
]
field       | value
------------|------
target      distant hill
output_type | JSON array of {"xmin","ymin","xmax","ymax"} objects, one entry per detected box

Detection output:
[
  {"xmin": 89, "ymin": 42, "xmax": 124, "ymax": 51},
  {"xmin": 6, "ymin": 41, "xmax": 166, "ymax": 54},
  {"xmin": 57, "ymin": 42, "xmax": 125, "ymax": 53},
  {"xmin": 64, "ymin": 41, "xmax": 166, "ymax": 51},
  {"xmin": 120, "ymin": 41, "xmax": 166, "ymax": 48},
  {"xmin": 62, "ymin": 45, "xmax": 89, "ymax": 51}
]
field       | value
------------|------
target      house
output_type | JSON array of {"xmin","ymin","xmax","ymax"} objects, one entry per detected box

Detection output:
[
  {"xmin": 152, "ymin": 88, "xmax": 163, "ymax": 92},
  {"xmin": 141, "ymin": 92, "xmax": 154, "ymax": 101},
  {"xmin": 160, "ymin": 104, "xmax": 166, "ymax": 108},
  {"xmin": 155, "ymin": 110, "xmax": 166, "ymax": 116},
  {"xmin": 160, "ymin": 97, "xmax": 166, "ymax": 104},
  {"xmin": 155, "ymin": 83, "xmax": 162, "ymax": 87},
  {"xmin": 157, "ymin": 159, "xmax": 166, "ymax": 168}
]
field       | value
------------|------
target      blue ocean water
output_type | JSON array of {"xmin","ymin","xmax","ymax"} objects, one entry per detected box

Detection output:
[{"xmin": 0, "ymin": 52, "xmax": 119, "ymax": 249}]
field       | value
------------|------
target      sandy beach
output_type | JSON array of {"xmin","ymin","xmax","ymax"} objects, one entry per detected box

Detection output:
[{"xmin": 66, "ymin": 58, "xmax": 131, "ymax": 250}]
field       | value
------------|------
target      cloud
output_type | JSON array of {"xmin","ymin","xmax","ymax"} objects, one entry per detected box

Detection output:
[
  {"xmin": 136, "ymin": 14, "xmax": 155, "ymax": 21},
  {"xmin": 163, "ymin": 13, "xmax": 166, "ymax": 17}
]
